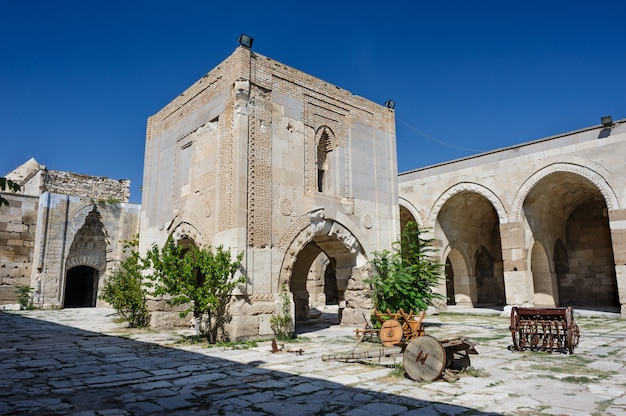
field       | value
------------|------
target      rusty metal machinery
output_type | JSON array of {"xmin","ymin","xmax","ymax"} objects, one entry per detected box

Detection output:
[{"xmin": 509, "ymin": 306, "xmax": 580, "ymax": 354}]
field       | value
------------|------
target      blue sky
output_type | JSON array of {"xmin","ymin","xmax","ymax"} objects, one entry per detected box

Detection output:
[{"xmin": 2, "ymin": 0, "xmax": 625, "ymax": 203}]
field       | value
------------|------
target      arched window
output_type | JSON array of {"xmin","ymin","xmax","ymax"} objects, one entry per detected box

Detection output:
[{"xmin": 317, "ymin": 131, "xmax": 331, "ymax": 192}]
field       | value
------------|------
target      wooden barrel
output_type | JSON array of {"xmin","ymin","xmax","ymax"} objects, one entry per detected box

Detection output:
[
  {"xmin": 379, "ymin": 319, "xmax": 403, "ymax": 347},
  {"xmin": 403, "ymin": 335, "xmax": 446, "ymax": 381}
]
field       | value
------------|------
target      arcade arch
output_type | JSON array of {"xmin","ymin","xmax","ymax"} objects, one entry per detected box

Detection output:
[
  {"xmin": 522, "ymin": 171, "xmax": 618, "ymax": 308},
  {"xmin": 436, "ymin": 190, "xmax": 504, "ymax": 308}
]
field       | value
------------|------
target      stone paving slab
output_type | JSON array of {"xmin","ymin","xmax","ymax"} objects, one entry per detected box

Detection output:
[{"xmin": 2, "ymin": 307, "xmax": 626, "ymax": 415}]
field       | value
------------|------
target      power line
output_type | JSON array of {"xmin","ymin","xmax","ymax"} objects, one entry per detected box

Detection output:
[{"xmin": 396, "ymin": 116, "xmax": 488, "ymax": 153}]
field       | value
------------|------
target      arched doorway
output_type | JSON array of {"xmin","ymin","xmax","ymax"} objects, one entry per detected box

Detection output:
[
  {"xmin": 445, "ymin": 258, "xmax": 455, "ymax": 305},
  {"xmin": 445, "ymin": 248, "xmax": 473, "ymax": 306},
  {"xmin": 531, "ymin": 241, "xmax": 557, "ymax": 307},
  {"xmin": 64, "ymin": 206, "xmax": 107, "ymax": 308},
  {"xmin": 279, "ymin": 210, "xmax": 368, "ymax": 329},
  {"xmin": 64, "ymin": 266, "xmax": 99, "ymax": 307},
  {"xmin": 437, "ymin": 191, "xmax": 504, "ymax": 308}
]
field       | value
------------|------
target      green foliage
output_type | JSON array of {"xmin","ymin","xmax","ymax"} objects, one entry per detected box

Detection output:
[
  {"xmin": 100, "ymin": 236, "xmax": 150, "ymax": 328},
  {"xmin": 270, "ymin": 283, "xmax": 293, "ymax": 340},
  {"xmin": 104, "ymin": 196, "xmax": 121, "ymax": 204},
  {"xmin": 15, "ymin": 285, "xmax": 33, "ymax": 309},
  {"xmin": 365, "ymin": 221, "xmax": 444, "ymax": 312},
  {"xmin": 0, "ymin": 177, "xmax": 21, "ymax": 207},
  {"xmin": 144, "ymin": 238, "xmax": 245, "ymax": 343}
]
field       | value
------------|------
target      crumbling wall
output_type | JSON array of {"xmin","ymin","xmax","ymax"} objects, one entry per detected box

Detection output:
[{"xmin": 43, "ymin": 171, "xmax": 130, "ymax": 203}]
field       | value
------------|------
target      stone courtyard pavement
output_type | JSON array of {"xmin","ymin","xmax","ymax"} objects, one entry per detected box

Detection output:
[{"xmin": 1, "ymin": 307, "xmax": 626, "ymax": 415}]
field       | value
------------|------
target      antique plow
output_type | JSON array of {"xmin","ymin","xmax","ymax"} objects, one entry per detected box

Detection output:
[{"xmin": 509, "ymin": 306, "xmax": 580, "ymax": 354}]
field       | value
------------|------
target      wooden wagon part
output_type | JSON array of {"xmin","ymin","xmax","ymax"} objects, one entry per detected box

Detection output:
[
  {"xmin": 403, "ymin": 335, "xmax": 478, "ymax": 382},
  {"xmin": 509, "ymin": 306, "xmax": 580, "ymax": 354},
  {"xmin": 399, "ymin": 309, "xmax": 426, "ymax": 340},
  {"xmin": 380, "ymin": 319, "xmax": 404, "ymax": 346},
  {"xmin": 322, "ymin": 348, "xmax": 403, "ymax": 363},
  {"xmin": 354, "ymin": 313, "xmax": 380, "ymax": 341}
]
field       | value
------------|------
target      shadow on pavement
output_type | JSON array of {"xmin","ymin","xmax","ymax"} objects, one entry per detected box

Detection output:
[{"xmin": 0, "ymin": 311, "xmax": 501, "ymax": 415}]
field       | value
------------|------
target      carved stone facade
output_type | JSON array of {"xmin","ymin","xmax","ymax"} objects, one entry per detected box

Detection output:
[
  {"xmin": 1, "ymin": 159, "xmax": 140, "ymax": 308},
  {"xmin": 399, "ymin": 121, "xmax": 626, "ymax": 315},
  {"xmin": 140, "ymin": 47, "xmax": 399, "ymax": 337}
]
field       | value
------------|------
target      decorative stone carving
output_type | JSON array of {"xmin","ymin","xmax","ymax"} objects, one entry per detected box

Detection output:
[
  {"xmin": 428, "ymin": 182, "xmax": 508, "ymax": 228},
  {"xmin": 234, "ymin": 78, "xmax": 250, "ymax": 101},
  {"xmin": 247, "ymin": 86, "xmax": 272, "ymax": 248},
  {"xmin": 510, "ymin": 163, "xmax": 619, "ymax": 223},
  {"xmin": 279, "ymin": 199, "xmax": 293, "ymax": 216},
  {"xmin": 362, "ymin": 214, "xmax": 372, "ymax": 229}
]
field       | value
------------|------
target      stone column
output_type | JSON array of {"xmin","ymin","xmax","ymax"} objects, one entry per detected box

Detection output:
[
  {"xmin": 500, "ymin": 222, "xmax": 534, "ymax": 306},
  {"xmin": 608, "ymin": 209, "xmax": 626, "ymax": 316},
  {"xmin": 341, "ymin": 266, "xmax": 373, "ymax": 326}
]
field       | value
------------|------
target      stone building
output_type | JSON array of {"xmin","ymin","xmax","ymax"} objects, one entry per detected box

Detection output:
[
  {"xmin": 1, "ymin": 158, "xmax": 140, "ymax": 308},
  {"xmin": 140, "ymin": 45, "xmax": 399, "ymax": 337},
  {"xmin": 398, "ymin": 119, "xmax": 626, "ymax": 314},
  {"xmin": 4, "ymin": 41, "xmax": 626, "ymax": 332}
]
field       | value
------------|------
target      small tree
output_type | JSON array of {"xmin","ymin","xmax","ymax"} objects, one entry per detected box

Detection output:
[
  {"xmin": 145, "ymin": 238, "xmax": 245, "ymax": 343},
  {"xmin": 366, "ymin": 221, "xmax": 444, "ymax": 312},
  {"xmin": 100, "ymin": 236, "xmax": 150, "ymax": 328},
  {"xmin": 270, "ymin": 283, "xmax": 293, "ymax": 340}
]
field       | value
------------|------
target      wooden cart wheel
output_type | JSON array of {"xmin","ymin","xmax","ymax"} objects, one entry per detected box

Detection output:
[
  {"xmin": 379, "ymin": 319, "xmax": 403, "ymax": 347},
  {"xmin": 403, "ymin": 335, "xmax": 446, "ymax": 381}
]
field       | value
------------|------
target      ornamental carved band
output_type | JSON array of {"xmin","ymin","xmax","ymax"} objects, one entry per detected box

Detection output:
[
  {"xmin": 428, "ymin": 182, "xmax": 508, "ymax": 228},
  {"xmin": 65, "ymin": 255, "xmax": 106, "ymax": 273},
  {"xmin": 510, "ymin": 163, "xmax": 618, "ymax": 223},
  {"xmin": 279, "ymin": 209, "xmax": 363, "ymax": 284}
]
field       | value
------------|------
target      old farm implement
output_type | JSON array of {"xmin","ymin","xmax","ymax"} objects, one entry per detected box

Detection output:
[
  {"xmin": 509, "ymin": 306, "xmax": 580, "ymax": 354},
  {"xmin": 354, "ymin": 309, "xmax": 426, "ymax": 346},
  {"xmin": 339, "ymin": 308, "xmax": 478, "ymax": 382},
  {"xmin": 323, "ymin": 335, "xmax": 477, "ymax": 382}
]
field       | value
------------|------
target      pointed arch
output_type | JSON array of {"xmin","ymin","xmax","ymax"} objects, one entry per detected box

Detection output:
[
  {"xmin": 511, "ymin": 163, "xmax": 619, "ymax": 223},
  {"xmin": 427, "ymin": 182, "xmax": 508, "ymax": 228},
  {"xmin": 315, "ymin": 126, "xmax": 338, "ymax": 193}
]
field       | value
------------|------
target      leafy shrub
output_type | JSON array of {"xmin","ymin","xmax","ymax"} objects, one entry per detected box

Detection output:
[
  {"xmin": 270, "ymin": 283, "xmax": 293, "ymax": 340},
  {"xmin": 15, "ymin": 285, "xmax": 33, "ymax": 309},
  {"xmin": 144, "ymin": 238, "xmax": 245, "ymax": 343},
  {"xmin": 100, "ymin": 236, "xmax": 150, "ymax": 328},
  {"xmin": 366, "ymin": 221, "xmax": 444, "ymax": 312}
]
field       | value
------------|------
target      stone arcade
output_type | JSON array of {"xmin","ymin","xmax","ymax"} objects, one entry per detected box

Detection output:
[{"xmin": 399, "ymin": 120, "xmax": 626, "ymax": 315}]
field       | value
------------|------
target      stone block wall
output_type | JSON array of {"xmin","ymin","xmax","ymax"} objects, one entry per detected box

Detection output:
[{"xmin": 0, "ymin": 194, "xmax": 38, "ymax": 304}]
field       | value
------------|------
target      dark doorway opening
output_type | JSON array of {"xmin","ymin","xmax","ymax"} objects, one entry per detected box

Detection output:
[
  {"xmin": 64, "ymin": 266, "xmax": 99, "ymax": 308},
  {"xmin": 445, "ymin": 257, "xmax": 456, "ymax": 305}
]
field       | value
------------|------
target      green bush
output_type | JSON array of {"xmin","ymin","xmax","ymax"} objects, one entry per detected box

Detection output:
[
  {"xmin": 100, "ymin": 237, "xmax": 150, "ymax": 328},
  {"xmin": 366, "ymin": 221, "xmax": 444, "ymax": 312},
  {"xmin": 144, "ymin": 238, "xmax": 245, "ymax": 343},
  {"xmin": 15, "ymin": 285, "xmax": 33, "ymax": 310},
  {"xmin": 270, "ymin": 283, "xmax": 293, "ymax": 340}
]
